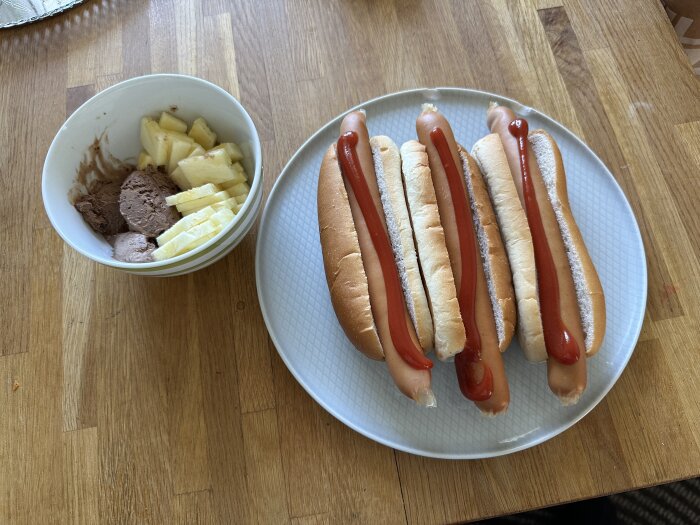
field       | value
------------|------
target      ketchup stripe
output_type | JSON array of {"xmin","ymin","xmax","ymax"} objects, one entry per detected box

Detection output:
[
  {"xmin": 430, "ymin": 127, "xmax": 493, "ymax": 401},
  {"xmin": 508, "ymin": 119, "xmax": 580, "ymax": 365},
  {"xmin": 337, "ymin": 132, "xmax": 433, "ymax": 371}
]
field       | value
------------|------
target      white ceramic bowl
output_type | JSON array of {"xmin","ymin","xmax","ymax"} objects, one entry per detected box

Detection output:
[{"xmin": 42, "ymin": 74, "xmax": 263, "ymax": 276}]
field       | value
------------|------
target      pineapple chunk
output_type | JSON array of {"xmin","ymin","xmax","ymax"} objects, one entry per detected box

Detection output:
[
  {"xmin": 140, "ymin": 117, "xmax": 170, "ymax": 166},
  {"xmin": 164, "ymin": 130, "xmax": 194, "ymax": 144},
  {"xmin": 218, "ymin": 170, "xmax": 247, "ymax": 189},
  {"xmin": 209, "ymin": 142, "xmax": 244, "ymax": 162},
  {"xmin": 168, "ymin": 137, "xmax": 193, "ymax": 174},
  {"xmin": 225, "ymin": 143, "xmax": 244, "ymax": 162},
  {"xmin": 152, "ymin": 220, "xmax": 221, "ymax": 261},
  {"xmin": 211, "ymin": 197, "xmax": 237, "ymax": 212},
  {"xmin": 207, "ymin": 144, "xmax": 227, "ymax": 157},
  {"xmin": 188, "ymin": 144, "xmax": 206, "ymax": 157},
  {"xmin": 157, "ymin": 206, "xmax": 217, "ymax": 245},
  {"xmin": 159, "ymin": 112, "xmax": 188, "ymax": 133},
  {"xmin": 211, "ymin": 195, "xmax": 247, "ymax": 214},
  {"xmin": 179, "ymin": 149, "xmax": 239, "ymax": 186},
  {"xmin": 165, "ymin": 183, "xmax": 220, "ymax": 206},
  {"xmin": 176, "ymin": 190, "xmax": 231, "ymax": 213},
  {"xmin": 221, "ymin": 163, "xmax": 249, "ymax": 185},
  {"xmin": 225, "ymin": 181, "xmax": 250, "ymax": 197},
  {"xmin": 234, "ymin": 193, "xmax": 248, "ymax": 205},
  {"xmin": 208, "ymin": 207, "xmax": 235, "ymax": 227},
  {"xmin": 170, "ymin": 166, "xmax": 191, "ymax": 190},
  {"xmin": 188, "ymin": 117, "xmax": 217, "ymax": 149},
  {"xmin": 137, "ymin": 151, "xmax": 154, "ymax": 170},
  {"xmin": 233, "ymin": 162, "xmax": 248, "ymax": 179}
]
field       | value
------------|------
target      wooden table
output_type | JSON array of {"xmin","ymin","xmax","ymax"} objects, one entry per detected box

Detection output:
[{"xmin": 1, "ymin": 0, "xmax": 699, "ymax": 523}]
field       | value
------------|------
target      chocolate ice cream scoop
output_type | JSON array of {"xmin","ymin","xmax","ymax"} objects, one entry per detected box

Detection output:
[
  {"xmin": 119, "ymin": 167, "xmax": 180, "ymax": 237},
  {"xmin": 108, "ymin": 232, "xmax": 156, "ymax": 263},
  {"xmin": 74, "ymin": 181, "xmax": 128, "ymax": 235}
]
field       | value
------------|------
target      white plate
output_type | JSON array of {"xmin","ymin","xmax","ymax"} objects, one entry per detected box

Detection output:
[{"xmin": 256, "ymin": 88, "xmax": 647, "ymax": 459}]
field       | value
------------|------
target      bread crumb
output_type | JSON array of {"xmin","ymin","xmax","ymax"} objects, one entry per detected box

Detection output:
[{"xmin": 12, "ymin": 380, "xmax": 20, "ymax": 392}]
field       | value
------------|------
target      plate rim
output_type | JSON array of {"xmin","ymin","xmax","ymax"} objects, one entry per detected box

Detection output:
[{"xmin": 255, "ymin": 87, "xmax": 648, "ymax": 459}]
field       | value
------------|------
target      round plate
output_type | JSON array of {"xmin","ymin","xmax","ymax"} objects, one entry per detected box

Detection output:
[{"xmin": 255, "ymin": 88, "xmax": 647, "ymax": 459}]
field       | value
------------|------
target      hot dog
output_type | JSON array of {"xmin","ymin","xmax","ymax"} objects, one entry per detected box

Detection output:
[
  {"xmin": 472, "ymin": 104, "xmax": 606, "ymax": 404},
  {"xmin": 416, "ymin": 105, "xmax": 515, "ymax": 415},
  {"xmin": 319, "ymin": 111, "xmax": 440, "ymax": 405}
]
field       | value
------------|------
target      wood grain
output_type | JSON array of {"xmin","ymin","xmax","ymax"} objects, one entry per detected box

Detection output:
[
  {"xmin": 62, "ymin": 428, "xmax": 99, "ymax": 525},
  {"xmin": 0, "ymin": 0, "xmax": 698, "ymax": 523}
]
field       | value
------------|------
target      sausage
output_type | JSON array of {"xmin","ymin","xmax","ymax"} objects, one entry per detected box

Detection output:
[
  {"xmin": 339, "ymin": 111, "xmax": 435, "ymax": 406},
  {"xmin": 416, "ymin": 107, "xmax": 509, "ymax": 414},
  {"xmin": 487, "ymin": 105, "xmax": 586, "ymax": 402}
]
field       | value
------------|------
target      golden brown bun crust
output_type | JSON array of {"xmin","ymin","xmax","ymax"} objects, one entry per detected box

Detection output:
[
  {"xmin": 400, "ymin": 140, "xmax": 466, "ymax": 360},
  {"xmin": 528, "ymin": 130, "xmax": 606, "ymax": 356},
  {"xmin": 459, "ymin": 146, "xmax": 516, "ymax": 352},
  {"xmin": 317, "ymin": 144, "xmax": 383, "ymax": 360}
]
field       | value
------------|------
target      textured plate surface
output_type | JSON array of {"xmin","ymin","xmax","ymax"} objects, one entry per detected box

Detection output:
[
  {"xmin": 0, "ymin": 0, "xmax": 84, "ymax": 29},
  {"xmin": 256, "ymin": 88, "xmax": 647, "ymax": 459}
]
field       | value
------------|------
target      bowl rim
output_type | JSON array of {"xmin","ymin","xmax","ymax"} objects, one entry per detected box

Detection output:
[{"xmin": 42, "ymin": 73, "xmax": 263, "ymax": 271}]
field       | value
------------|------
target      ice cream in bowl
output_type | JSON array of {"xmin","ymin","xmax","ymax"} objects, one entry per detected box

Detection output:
[{"xmin": 42, "ymin": 74, "xmax": 263, "ymax": 276}]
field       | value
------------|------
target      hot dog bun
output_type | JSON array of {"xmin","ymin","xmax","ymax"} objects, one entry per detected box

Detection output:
[
  {"xmin": 318, "ymin": 144, "xmax": 383, "ymax": 360},
  {"xmin": 528, "ymin": 130, "xmax": 605, "ymax": 356},
  {"xmin": 400, "ymin": 140, "xmax": 465, "ymax": 360},
  {"xmin": 371, "ymin": 136, "xmax": 434, "ymax": 351},
  {"xmin": 471, "ymin": 134, "xmax": 547, "ymax": 362},
  {"xmin": 482, "ymin": 105, "xmax": 606, "ymax": 359},
  {"xmin": 416, "ymin": 104, "xmax": 514, "ymax": 414},
  {"xmin": 479, "ymin": 103, "xmax": 604, "ymax": 405},
  {"xmin": 318, "ymin": 135, "xmax": 433, "ymax": 360},
  {"xmin": 319, "ymin": 111, "xmax": 435, "ymax": 406},
  {"xmin": 458, "ymin": 145, "xmax": 516, "ymax": 352}
]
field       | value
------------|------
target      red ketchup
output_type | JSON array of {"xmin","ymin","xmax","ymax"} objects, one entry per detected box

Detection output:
[
  {"xmin": 430, "ymin": 127, "xmax": 493, "ymax": 401},
  {"xmin": 337, "ymin": 131, "xmax": 433, "ymax": 370},
  {"xmin": 508, "ymin": 119, "xmax": 580, "ymax": 365}
]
